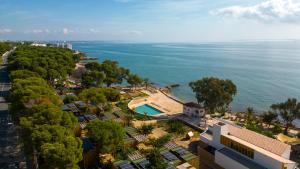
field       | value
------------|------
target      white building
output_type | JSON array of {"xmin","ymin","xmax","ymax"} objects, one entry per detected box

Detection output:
[
  {"xmin": 199, "ymin": 119, "xmax": 296, "ymax": 169},
  {"xmin": 183, "ymin": 102, "xmax": 205, "ymax": 118},
  {"xmin": 56, "ymin": 42, "xmax": 72, "ymax": 50},
  {"xmin": 31, "ymin": 43, "xmax": 47, "ymax": 47}
]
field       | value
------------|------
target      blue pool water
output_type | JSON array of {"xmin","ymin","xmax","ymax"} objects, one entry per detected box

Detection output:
[{"xmin": 135, "ymin": 104, "xmax": 162, "ymax": 116}]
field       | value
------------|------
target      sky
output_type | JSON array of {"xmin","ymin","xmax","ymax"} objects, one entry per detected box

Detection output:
[{"xmin": 1, "ymin": 0, "xmax": 300, "ymax": 42}]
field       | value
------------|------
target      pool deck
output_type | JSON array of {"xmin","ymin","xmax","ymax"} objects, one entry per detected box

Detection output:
[{"xmin": 128, "ymin": 90, "xmax": 183, "ymax": 117}]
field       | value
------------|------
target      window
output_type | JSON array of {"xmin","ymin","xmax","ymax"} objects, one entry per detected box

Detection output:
[{"xmin": 221, "ymin": 136, "xmax": 254, "ymax": 159}]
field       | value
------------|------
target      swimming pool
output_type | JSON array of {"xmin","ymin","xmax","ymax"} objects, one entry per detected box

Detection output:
[{"xmin": 135, "ymin": 104, "xmax": 162, "ymax": 116}]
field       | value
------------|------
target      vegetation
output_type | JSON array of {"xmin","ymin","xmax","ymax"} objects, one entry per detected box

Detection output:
[
  {"xmin": 166, "ymin": 120, "xmax": 185, "ymax": 135},
  {"xmin": 82, "ymin": 70, "xmax": 105, "ymax": 87},
  {"xmin": 8, "ymin": 46, "xmax": 78, "ymax": 84},
  {"xmin": 78, "ymin": 87, "xmax": 120, "ymax": 107},
  {"xmin": 79, "ymin": 88, "xmax": 107, "ymax": 105},
  {"xmin": 149, "ymin": 135, "xmax": 171, "ymax": 148},
  {"xmin": 245, "ymin": 122, "xmax": 275, "ymax": 139},
  {"xmin": 9, "ymin": 70, "xmax": 40, "ymax": 80},
  {"xmin": 139, "ymin": 124, "xmax": 154, "ymax": 135},
  {"xmin": 10, "ymin": 77, "xmax": 61, "ymax": 118},
  {"xmin": 0, "ymin": 42, "xmax": 12, "ymax": 64},
  {"xmin": 8, "ymin": 45, "xmax": 82, "ymax": 169},
  {"xmin": 245, "ymin": 107, "xmax": 255, "ymax": 123},
  {"xmin": 63, "ymin": 95, "xmax": 79, "ymax": 104},
  {"xmin": 143, "ymin": 78, "xmax": 151, "ymax": 89},
  {"xmin": 189, "ymin": 77, "xmax": 237, "ymax": 113},
  {"xmin": 83, "ymin": 60, "xmax": 130, "ymax": 87},
  {"xmin": 261, "ymin": 111, "xmax": 278, "ymax": 127},
  {"xmin": 146, "ymin": 149, "xmax": 168, "ymax": 169},
  {"xmin": 271, "ymin": 98, "xmax": 300, "ymax": 134},
  {"xmin": 86, "ymin": 120, "xmax": 125, "ymax": 155},
  {"xmin": 127, "ymin": 73, "xmax": 143, "ymax": 89}
]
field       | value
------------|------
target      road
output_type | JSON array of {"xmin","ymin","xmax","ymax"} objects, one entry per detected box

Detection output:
[{"xmin": 0, "ymin": 47, "xmax": 26, "ymax": 169}]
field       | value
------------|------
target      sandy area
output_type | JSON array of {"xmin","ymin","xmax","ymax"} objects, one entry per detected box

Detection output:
[
  {"xmin": 132, "ymin": 120, "xmax": 157, "ymax": 128},
  {"xmin": 148, "ymin": 127, "xmax": 168, "ymax": 139},
  {"xmin": 276, "ymin": 133, "xmax": 300, "ymax": 144},
  {"xmin": 128, "ymin": 90, "xmax": 183, "ymax": 116}
]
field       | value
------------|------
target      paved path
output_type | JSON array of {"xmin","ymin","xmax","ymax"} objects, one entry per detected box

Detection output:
[{"xmin": 0, "ymin": 48, "xmax": 26, "ymax": 169}]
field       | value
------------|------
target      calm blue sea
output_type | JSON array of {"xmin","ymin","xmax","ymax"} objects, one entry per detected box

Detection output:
[{"xmin": 72, "ymin": 41, "xmax": 300, "ymax": 113}]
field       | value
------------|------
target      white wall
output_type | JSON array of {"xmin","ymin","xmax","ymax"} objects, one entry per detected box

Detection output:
[
  {"xmin": 183, "ymin": 106, "xmax": 205, "ymax": 117},
  {"xmin": 282, "ymin": 147, "xmax": 291, "ymax": 159},
  {"xmin": 254, "ymin": 150, "xmax": 296, "ymax": 169},
  {"xmin": 215, "ymin": 150, "xmax": 249, "ymax": 169}
]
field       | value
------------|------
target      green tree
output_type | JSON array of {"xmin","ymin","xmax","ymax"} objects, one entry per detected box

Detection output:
[
  {"xmin": 8, "ymin": 46, "xmax": 77, "ymax": 83},
  {"xmin": 246, "ymin": 107, "xmax": 255, "ymax": 123},
  {"xmin": 189, "ymin": 77, "xmax": 237, "ymax": 114},
  {"xmin": 85, "ymin": 62, "xmax": 102, "ymax": 71},
  {"xmin": 101, "ymin": 60, "xmax": 129, "ymax": 87},
  {"xmin": 10, "ymin": 77, "xmax": 61, "ymax": 117},
  {"xmin": 9, "ymin": 70, "xmax": 40, "ymax": 80},
  {"xmin": 127, "ymin": 74, "xmax": 143, "ymax": 89},
  {"xmin": 271, "ymin": 98, "xmax": 300, "ymax": 134},
  {"xmin": 86, "ymin": 120, "xmax": 125, "ymax": 155},
  {"xmin": 39, "ymin": 137, "xmax": 82, "ymax": 169},
  {"xmin": 63, "ymin": 95, "xmax": 79, "ymax": 104},
  {"xmin": 101, "ymin": 88, "xmax": 121, "ymax": 102},
  {"xmin": 143, "ymin": 78, "xmax": 151, "ymax": 89},
  {"xmin": 82, "ymin": 71, "xmax": 105, "ymax": 87},
  {"xmin": 78, "ymin": 88, "xmax": 107, "ymax": 105},
  {"xmin": 261, "ymin": 111, "xmax": 278, "ymax": 127},
  {"xmin": 146, "ymin": 149, "xmax": 168, "ymax": 169}
]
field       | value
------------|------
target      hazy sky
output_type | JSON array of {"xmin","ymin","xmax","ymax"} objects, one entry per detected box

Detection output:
[{"xmin": 1, "ymin": 0, "xmax": 300, "ymax": 42}]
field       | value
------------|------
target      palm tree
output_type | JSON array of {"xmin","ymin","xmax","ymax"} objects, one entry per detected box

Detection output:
[
  {"xmin": 143, "ymin": 78, "xmax": 151, "ymax": 90},
  {"xmin": 246, "ymin": 107, "xmax": 255, "ymax": 123}
]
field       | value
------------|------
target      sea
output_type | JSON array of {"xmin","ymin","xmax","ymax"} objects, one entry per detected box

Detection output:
[{"xmin": 72, "ymin": 41, "xmax": 300, "ymax": 115}]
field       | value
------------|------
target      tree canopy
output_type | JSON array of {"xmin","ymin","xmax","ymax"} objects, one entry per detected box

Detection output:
[
  {"xmin": 127, "ymin": 73, "xmax": 143, "ymax": 89},
  {"xmin": 0, "ymin": 42, "xmax": 12, "ymax": 55},
  {"xmin": 8, "ymin": 46, "xmax": 77, "ymax": 84},
  {"xmin": 146, "ymin": 149, "xmax": 168, "ymax": 169},
  {"xmin": 261, "ymin": 111, "xmax": 278, "ymax": 127},
  {"xmin": 10, "ymin": 77, "xmax": 61, "ymax": 117},
  {"xmin": 78, "ymin": 87, "xmax": 120, "ymax": 105},
  {"xmin": 271, "ymin": 98, "xmax": 300, "ymax": 134},
  {"xmin": 189, "ymin": 77, "xmax": 237, "ymax": 113},
  {"xmin": 8, "ymin": 45, "xmax": 82, "ymax": 169},
  {"xmin": 86, "ymin": 120, "xmax": 125, "ymax": 154},
  {"xmin": 84, "ymin": 60, "xmax": 130, "ymax": 87}
]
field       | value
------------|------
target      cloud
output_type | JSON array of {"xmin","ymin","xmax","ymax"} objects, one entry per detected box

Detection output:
[
  {"xmin": 62, "ymin": 28, "xmax": 74, "ymax": 34},
  {"xmin": 23, "ymin": 29, "xmax": 51, "ymax": 34},
  {"xmin": 213, "ymin": 0, "xmax": 300, "ymax": 23},
  {"xmin": 0, "ymin": 28, "xmax": 12, "ymax": 33}
]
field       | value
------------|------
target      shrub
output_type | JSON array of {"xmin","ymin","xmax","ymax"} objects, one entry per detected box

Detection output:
[
  {"xmin": 149, "ymin": 134, "xmax": 171, "ymax": 148},
  {"xmin": 139, "ymin": 124, "xmax": 154, "ymax": 135},
  {"xmin": 167, "ymin": 120, "xmax": 185, "ymax": 135},
  {"xmin": 63, "ymin": 95, "xmax": 78, "ymax": 104}
]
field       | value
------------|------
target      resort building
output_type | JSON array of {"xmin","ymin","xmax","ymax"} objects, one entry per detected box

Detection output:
[
  {"xmin": 183, "ymin": 102, "xmax": 205, "ymax": 118},
  {"xmin": 31, "ymin": 43, "xmax": 47, "ymax": 47},
  {"xmin": 199, "ymin": 119, "xmax": 296, "ymax": 169},
  {"xmin": 56, "ymin": 42, "xmax": 72, "ymax": 50}
]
